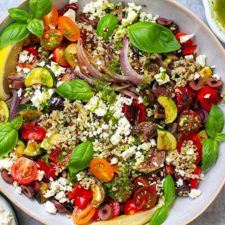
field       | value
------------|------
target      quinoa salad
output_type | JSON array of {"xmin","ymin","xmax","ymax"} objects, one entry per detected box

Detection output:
[{"xmin": 0, "ymin": 0, "xmax": 225, "ymax": 224}]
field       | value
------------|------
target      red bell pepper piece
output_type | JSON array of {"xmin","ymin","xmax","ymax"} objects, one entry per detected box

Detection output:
[
  {"xmin": 21, "ymin": 124, "xmax": 46, "ymax": 142},
  {"xmin": 190, "ymin": 166, "xmax": 201, "ymax": 189},
  {"xmin": 50, "ymin": 148, "xmax": 62, "ymax": 164},
  {"xmin": 36, "ymin": 160, "xmax": 56, "ymax": 179},
  {"xmin": 24, "ymin": 47, "xmax": 38, "ymax": 59}
]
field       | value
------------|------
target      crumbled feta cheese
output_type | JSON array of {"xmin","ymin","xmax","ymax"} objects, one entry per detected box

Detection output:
[
  {"xmin": 154, "ymin": 67, "xmax": 170, "ymax": 85},
  {"xmin": 176, "ymin": 178, "xmax": 184, "ymax": 187},
  {"xmin": 180, "ymin": 34, "xmax": 194, "ymax": 43},
  {"xmin": 0, "ymin": 206, "xmax": 12, "ymax": 225},
  {"xmin": 17, "ymin": 88, "xmax": 23, "ymax": 98},
  {"xmin": 55, "ymin": 191, "xmax": 66, "ymax": 201},
  {"xmin": 150, "ymin": 139, "xmax": 156, "ymax": 147},
  {"xmin": 110, "ymin": 132, "xmax": 121, "ymax": 145},
  {"xmin": 141, "ymin": 142, "xmax": 152, "ymax": 151},
  {"xmin": 37, "ymin": 61, "xmax": 46, "ymax": 67},
  {"xmin": 186, "ymin": 148, "xmax": 194, "ymax": 155},
  {"xmin": 135, "ymin": 151, "xmax": 142, "ymax": 159},
  {"xmin": 114, "ymin": 26, "xmax": 127, "ymax": 41},
  {"xmin": 0, "ymin": 158, "xmax": 14, "ymax": 171},
  {"xmin": 194, "ymin": 72, "xmax": 200, "ymax": 80},
  {"xmin": 47, "ymin": 61, "xmax": 66, "ymax": 77},
  {"xmin": 95, "ymin": 107, "xmax": 107, "ymax": 117},
  {"xmin": 18, "ymin": 50, "xmax": 29, "ymax": 63},
  {"xmin": 122, "ymin": 3, "xmax": 141, "ymax": 27},
  {"xmin": 196, "ymin": 55, "xmax": 206, "ymax": 67},
  {"xmin": 139, "ymin": 11, "xmax": 154, "ymax": 22},
  {"xmin": 121, "ymin": 146, "xmax": 136, "ymax": 160},
  {"xmin": 185, "ymin": 55, "xmax": 194, "ymax": 60},
  {"xmin": 110, "ymin": 157, "xmax": 118, "ymax": 165},
  {"xmin": 138, "ymin": 96, "xmax": 143, "ymax": 104},
  {"xmin": 37, "ymin": 170, "xmax": 45, "ymax": 181},
  {"xmin": 69, "ymin": 0, "xmax": 77, "ymax": 3},
  {"xmin": 189, "ymin": 189, "xmax": 201, "ymax": 199},
  {"xmin": 213, "ymin": 74, "xmax": 221, "ymax": 80},
  {"xmin": 44, "ymin": 201, "xmax": 57, "ymax": 214},
  {"xmin": 64, "ymin": 9, "xmax": 76, "ymax": 23}
]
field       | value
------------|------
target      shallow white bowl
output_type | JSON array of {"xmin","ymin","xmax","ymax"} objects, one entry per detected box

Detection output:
[{"xmin": 0, "ymin": 0, "xmax": 225, "ymax": 225}]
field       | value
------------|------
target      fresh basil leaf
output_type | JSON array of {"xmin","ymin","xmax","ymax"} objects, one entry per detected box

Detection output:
[
  {"xmin": 29, "ymin": 0, "xmax": 52, "ymax": 19},
  {"xmin": 214, "ymin": 133, "xmax": 225, "ymax": 142},
  {"xmin": 8, "ymin": 8, "xmax": 31, "ymax": 22},
  {"xmin": 163, "ymin": 175, "xmax": 176, "ymax": 206},
  {"xmin": 202, "ymin": 138, "xmax": 219, "ymax": 170},
  {"xmin": 56, "ymin": 79, "xmax": 94, "ymax": 101},
  {"xmin": 27, "ymin": 19, "xmax": 44, "ymax": 38},
  {"xmin": 206, "ymin": 104, "xmax": 224, "ymax": 138},
  {"xmin": 0, "ymin": 123, "xmax": 18, "ymax": 158},
  {"xmin": 97, "ymin": 14, "xmax": 119, "ymax": 40},
  {"xmin": 69, "ymin": 141, "xmax": 94, "ymax": 174},
  {"xmin": 128, "ymin": 22, "xmax": 181, "ymax": 53},
  {"xmin": 149, "ymin": 205, "xmax": 169, "ymax": 225},
  {"xmin": 0, "ymin": 22, "xmax": 29, "ymax": 49},
  {"xmin": 10, "ymin": 116, "xmax": 23, "ymax": 130}
]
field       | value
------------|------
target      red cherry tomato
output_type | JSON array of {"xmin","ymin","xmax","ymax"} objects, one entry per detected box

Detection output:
[
  {"xmin": 68, "ymin": 183, "xmax": 93, "ymax": 209},
  {"xmin": 43, "ymin": 5, "xmax": 59, "ymax": 31},
  {"xmin": 53, "ymin": 46, "xmax": 70, "ymax": 68},
  {"xmin": 24, "ymin": 47, "xmax": 38, "ymax": 59},
  {"xmin": 177, "ymin": 110, "xmax": 201, "ymax": 135},
  {"xmin": 133, "ymin": 176, "xmax": 149, "ymax": 191},
  {"xmin": 124, "ymin": 199, "xmax": 140, "ymax": 215},
  {"xmin": 182, "ymin": 45, "xmax": 197, "ymax": 55},
  {"xmin": 177, "ymin": 134, "xmax": 202, "ymax": 164},
  {"xmin": 36, "ymin": 160, "xmax": 56, "ymax": 179},
  {"xmin": 21, "ymin": 124, "xmax": 46, "ymax": 141},
  {"xmin": 175, "ymin": 87, "xmax": 194, "ymax": 113},
  {"xmin": 41, "ymin": 29, "xmax": 63, "ymax": 51},
  {"xmin": 190, "ymin": 166, "xmax": 201, "ymax": 189},
  {"xmin": 108, "ymin": 200, "xmax": 120, "ymax": 218},
  {"xmin": 133, "ymin": 185, "xmax": 158, "ymax": 211},
  {"xmin": 92, "ymin": 208, "xmax": 100, "ymax": 221},
  {"xmin": 197, "ymin": 86, "xmax": 222, "ymax": 112},
  {"xmin": 11, "ymin": 157, "xmax": 38, "ymax": 185}
]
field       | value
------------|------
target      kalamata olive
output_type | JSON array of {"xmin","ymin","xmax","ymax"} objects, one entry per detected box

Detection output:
[
  {"xmin": 98, "ymin": 204, "xmax": 113, "ymax": 221},
  {"xmin": 48, "ymin": 94, "xmax": 64, "ymax": 111},
  {"xmin": 33, "ymin": 181, "xmax": 41, "ymax": 192},
  {"xmin": 169, "ymin": 122, "xmax": 178, "ymax": 134},
  {"xmin": 1, "ymin": 169, "xmax": 14, "ymax": 184},
  {"xmin": 156, "ymin": 17, "xmax": 172, "ymax": 26},
  {"xmin": 51, "ymin": 200, "xmax": 68, "ymax": 213},
  {"xmin": 58, "ymin": 3, "xmax": 79, "ymax": 16},
  {"xmin": 169, "ymin": 23, "xmax": 179, "ymax": 34},
  {"xmin": 21, "ymin": 185, "xmax": 35, "ymax": 199},
  {"xmin": 207, "ymin": 77, "xmax": 223, "ymax": 90},
  {"xmin": 62, "ymin": 202, "xmax": 74, "ymax": 213},
  {"xmin": 78, "ymin": 13, "xmax": 99, "ymax": 27},
  {"xmin": 176, "ymin": 181, "xmax": 190, "ymax": 197},
  {"xmin": 195, "ymin": 109, "xmax": 208, "ymax": 124},
  {"xmin": 189, "ymin": 76, "xmax": 204, "ymax": 91}
]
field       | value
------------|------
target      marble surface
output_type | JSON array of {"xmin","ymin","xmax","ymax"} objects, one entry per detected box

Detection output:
[{"xmin": 0, "ymin": 0, "xmax": 224, "ymax": 225}]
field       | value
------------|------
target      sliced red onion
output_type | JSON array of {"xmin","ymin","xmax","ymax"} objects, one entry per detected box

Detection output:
[
  {"xmin": 9, "ymin": 90, "xmax": 21, "ymax": 121},
  {"xmin": 98, "ymin": 204, "xmax": 113, "ymax": 221},
  {"xmin": 21, "ymin": 185, "xmax": 35, "ymax": 199},
  {"xmin": 120, "ymin": 37, "xmax": 143, "ymax": 85},
  {"xmin": 156, "ymin": 17, "xmax": 173, "ymax": 26},
  {"xmin": 74, "ymin": 66, "xmax": 94, "ymax": 84},
  {"xmin": 120, "ymin": 89, "xmax": 138, "ymax": 99},
  {"xmin": 195, "ymin": 109, "xmax": 208, "ymax": 124},
  {"xmin": 1, "ymin": 169, "xmax": 14, "ymax": 184},
  {"xmin": 51, "ymin": 200, "xmax": 68, "ymax": 213}
]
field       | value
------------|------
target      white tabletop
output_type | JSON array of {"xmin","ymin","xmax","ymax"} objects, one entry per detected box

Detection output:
[{"xmin": 0, "ymin": 0, "xmax": 224, "ymax": 225}]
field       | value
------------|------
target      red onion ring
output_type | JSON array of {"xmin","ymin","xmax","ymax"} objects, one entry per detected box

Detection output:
[
  {"xmin": 98, "ymin": 204, "xmax": 113, "ymax": 221},
  {"xmin": 21, "ymin": 185, "xmax": 35, "ymax": 199},
  {"xmin": 9, "ymin": 90, "xmax": 21, "ymax": 121},
  {"xmin": 1, "ymin": 169, "xmax": 14, "ymax": 184},
  {"xmin": 51, "ymin": 200, "xmax": 68, "ymax": 213},
  {"xmin": 120, "ymin": 37, "xmax": 143, "ymax": 85},
  {"xmin": 74, "ymin": 66, "xmax": 94, "ymax": 84}
]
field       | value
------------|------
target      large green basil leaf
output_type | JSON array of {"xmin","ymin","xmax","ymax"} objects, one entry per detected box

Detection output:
[
  {"xmin": 206, "ymin": 104, "xmax": 224, "ymax": 139},
  {"xmin": 69, "ymin": 141, "xmax": 94, "ymax": 174},
  {"xmin": 202, "ymin": 138, "xmax": 219, "ymax": 170},
  {"xmin": 163, "ymin": 175, "xmax": 176, "ymax": 206},
  {"xmin": 0, "ymin": 22, "xmax": 29, "ymax": 49},
  {"xmin": 56, "ymin": 79, "xmax": 94, "ymax": 101},
  {"xmin": 214, "ymin": 133, "xmax": 225, "ymax": 142},
  {"xmin": 97, "ymin": 14, "xmax": 119, "ymax": 40},
  {"xmin": 128, "ymin": 22, "xmax": 181, "ymax": 53},
  {"xmin": 8, "ymin": 8, "xmax": 31, "ymax": 22},
  {"xmin": 27, "ymin": 19, "xmax": 44, "ymax": 38},
  {"xmin": 149, "ymin": 205, "xmax": 169, "ymax": 225},
  {"xmin": 29, "ymin": 0, "xmax": 52, "ymax": 19}
]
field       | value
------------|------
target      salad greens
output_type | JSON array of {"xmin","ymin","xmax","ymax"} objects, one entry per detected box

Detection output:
[
  {"xmin": 0, "ymin": 116, "xmax": 23, "ymax": 158},
  {"xmin": 69, "ymin": 141, "xmax": 94, "ymax": 174},
  {"xmin": 202, "ymin": 105, "xmax": 225, "ymax": 170},
  {"xmin": 0, "ymin": 0, "xmax": 52, "ymax": 49},
  {"xmin": 128, "ymin": 22, "xmax": 181, "ymax": 53}
]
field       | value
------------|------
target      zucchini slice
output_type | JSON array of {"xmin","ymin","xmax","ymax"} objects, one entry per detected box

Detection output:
[
  {"xmin": 0, "ymin": 100, "xmax": 9, "ymax": 123},
  {"xmin": 18, "ymin": 104, "xmax": 42, "ymax": 121}
]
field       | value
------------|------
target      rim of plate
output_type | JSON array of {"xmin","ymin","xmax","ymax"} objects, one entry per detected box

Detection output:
[{"xmin": 0, "ymin": 0, "xmax": 224, "ymax": 225}]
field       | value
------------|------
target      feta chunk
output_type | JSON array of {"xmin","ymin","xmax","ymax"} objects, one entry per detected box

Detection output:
[
  {"xmin": 154, "ymin": 67, "xmax": 170, "ymax": 85},
  {"xmin": 180, "ymin": 34, "xmax": 194, "ymax": 43},
  {"xmin": 0, "ymin": 158, "xmax": 14, "ymax": 171},
  {"xmin": 189, "ymin": 189, "xmax": 201, "ymax": 199},
  {"xmin": 121, "ymin": 146, "xmax": 136, "ymax": 160},
  {"xmin": 176, "ymin": 178, "xmax": 184, "ymax": 187},
  {"xmin": 64, "ymin": 9, "xmax": 76, "ymax": 23},
  {"xmin": 196, "ymin": 55, "xmax": 206, "ymax": 67},
  {"xmin": 0, "ymin": 206, "xmax": 12, "ymax": 225},
  {"xmin": 213, "ymin": 74, "xmax": 221, "ymax": 80},
  {"xmin": 45, "ymin": 201, "xmax": 57, "ymax": 214}
]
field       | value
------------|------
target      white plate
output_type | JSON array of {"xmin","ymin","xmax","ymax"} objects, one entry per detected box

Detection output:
[
  {"xmin": 0, "ymin": 0, "xmax": 225, "ymax": 225},
  {"xmin": 0, "ymin": 193, "xmax": 19, "ymax": 225}
]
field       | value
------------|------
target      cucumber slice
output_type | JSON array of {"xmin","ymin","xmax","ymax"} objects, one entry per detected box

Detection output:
[
  {"xmin": 157, "ymin": 129, "xmax": 177, "ymax": 151},
  {"xmin": 18, "ymin": 104, "xmax": 42, "ymax": 121},
  {"xmin": 23, "ymin": 140, "xmax": 42, "ymax": 156},
  {"xmin": 0, "ymin": 100, "xmax": 9, "ymax": 123},
  {"xmin": 24, "ymin": 67, "xmax": 55, "ymax": 87},
  {"xmin": 157, "ymin": 96, "xmax": 178, "ymax": 124}
]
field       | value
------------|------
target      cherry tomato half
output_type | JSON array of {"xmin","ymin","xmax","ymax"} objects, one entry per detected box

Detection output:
[
  {"xmin": 124, "ymin": 199, "xmax": 140, "ymax": 215},
  {"xmin": 90, "ymin": 158, "xmax": 114, "ymax": 183},
  {"xmin": 58, "ymin": 16, "xmax": 80, "ymax": 42},
  {"xmin": 11, "ymin": 157, "xmax": 38, "ymax": 185},
  {"xmin": 177, "ymin": 110, "xmax": 201, "ymax": 135},
  {"xmin": 72, "ymin": 203, "xmax": 96, "ymax": 225},
  {"xmin": 133, "ymin": 185, "xmax": 157, "ymax": 211},
  {"xmin": 68, "ymin": 183, "xmax": 93, "ymax": 209},
  {"xmin": 53, "ymin": 46, "xmax": 70, "ymax": 67},
  {"xmin": 133, "ymin": 176, "xmax": 149, "ymax": 191},
  {"xmin": 41, "ymin": 29, "xmax": 63, "ymax": 50},
  {"xmin": 42, "ymin": 5, "xmax": 59, "ymax": 31},
  {"xmin": 21, "ymin": 124, "xmax": 46, "ymax": 141}
]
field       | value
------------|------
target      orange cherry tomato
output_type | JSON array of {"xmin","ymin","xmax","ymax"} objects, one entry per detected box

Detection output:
[
  {"xmin": 72, "ymin": 203, "xmax": 96, "ymax": 225},
  {"xmin": 42, "ymin": 5, "xmax": 59, "ymax": 31},
  {"xmin": 53, "ymin": 46, "xmax": 70, "ymax": 68},
  {"xmin": 11, "ymin": 157, "xmax": 38, "ymax": 185},
  {"xmin": 41, "ymin": 29, "xmax": 63, "ymax": 51},
  {"xmin": 58, "ymin": 16, "xmax": 80, "ymax": 42},
  {"xmin": 90, "ymin": 158, "xmax": 114, "ymax": 182}
]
